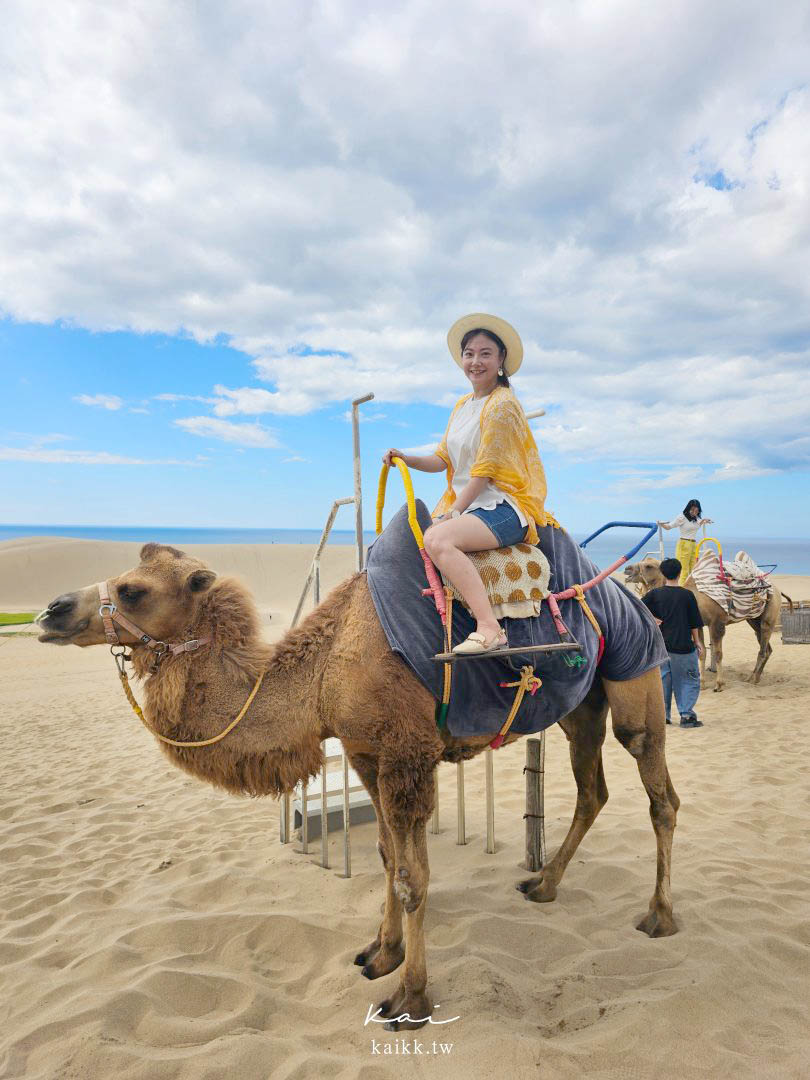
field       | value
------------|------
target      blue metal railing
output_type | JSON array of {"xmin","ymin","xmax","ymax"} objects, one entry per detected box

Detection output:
[{"xmin": 579, "ymin": 521, "xmax": 659, "ymax": 564}]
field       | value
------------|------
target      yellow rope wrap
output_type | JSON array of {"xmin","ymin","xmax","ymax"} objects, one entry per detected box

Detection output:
[
  {"xmin": 696, "ymin": 536, "xmax": 722, "ymax": 563},
  {"xmin": 376, "ymin": 457, "xmax": 424, "ymax": 548},
  {"xmin": 442, "ymin": 589, "xmax": 453, "ymax": 706},
  {"xmin": 117, "ymin": 668, "xmax": 265, "ymax": 748},
  {"xmin": 495, "ymin": 665, "xmax": 542, "ymax": 741},
  {"xmin": 572, "ymin": 584, "xmax": 602, "ymax": 640}
]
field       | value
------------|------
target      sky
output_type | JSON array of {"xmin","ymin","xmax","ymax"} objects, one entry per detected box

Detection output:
[{"xmin": 1, "ymin": 0, "xmax": 809, "ymax": 537}]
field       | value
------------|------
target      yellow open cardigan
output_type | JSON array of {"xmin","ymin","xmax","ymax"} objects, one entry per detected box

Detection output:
[{"xmin": 433, "ymin": 386, "xmax": 557, "ymax": 544}]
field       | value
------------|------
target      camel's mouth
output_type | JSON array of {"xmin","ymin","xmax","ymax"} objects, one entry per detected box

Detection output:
[{"xmin": 36, "ymin": 617, "xmax": 90, "ymax": 644}]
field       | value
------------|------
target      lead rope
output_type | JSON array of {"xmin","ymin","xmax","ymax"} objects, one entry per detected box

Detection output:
[{"xmin": 113, "ymin": 651, "xmax": 265, "ymax": 748}]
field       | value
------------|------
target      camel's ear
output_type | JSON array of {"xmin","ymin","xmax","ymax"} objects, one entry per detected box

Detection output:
[
  {"xmin": 140, "ymin": 542, "xmax": 186, "ymax": 561},
  {"xmin": 186, "ymin": 569, "xmax": 217, "ymax": 593}
]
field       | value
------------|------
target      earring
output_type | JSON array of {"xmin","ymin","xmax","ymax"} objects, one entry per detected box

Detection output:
[{"xmin": 498, "ymin": 369, "xmax": 504, "ymax": 376}]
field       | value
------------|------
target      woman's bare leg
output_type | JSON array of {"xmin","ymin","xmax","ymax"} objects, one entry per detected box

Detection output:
[{"xmin": 423, "ymin": 515, "xmax": 503, "ymax": 638}]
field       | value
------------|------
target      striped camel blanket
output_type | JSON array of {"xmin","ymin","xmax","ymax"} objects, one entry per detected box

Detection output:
[{"xmin": 691, "ymin": 548, "xmax": 772, "ymax": 620}]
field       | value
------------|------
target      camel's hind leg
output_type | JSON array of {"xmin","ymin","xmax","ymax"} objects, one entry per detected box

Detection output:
[
  {"xmin": 746, "ymin": 615, "xmax": 774, "ymax": 684},
  {"xmin": 345, "ymin": 750, "xmax": 405, "ymax": 980},
  {"xmin": 603, "ymin": 668, "xmax": 679, "ymax": 937},
  {"xmin": 517, "ymin": 679, "xmax": 609, "ymax": 903}
]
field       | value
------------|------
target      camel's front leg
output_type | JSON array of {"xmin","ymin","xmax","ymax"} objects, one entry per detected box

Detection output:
[
  {"xmin": 698, "ymin": 626, "xmax": 710, "ymax": 684},
  {"xmin": 710, "ymin": 621, "xmax": 726, "ymax": 691},
  {"xmin": 346, "ymin": 751, "xmax": 405, "ymax": 980},
  {"xmin": 517, "ymin": 680, "xmax": 608, "ymax": 902},
  {"xmin": 374, "ymin": 822, "xmax": 432, "ymax": 1031},
  {"xmin": 372, "ymin": 759, "xmax": 435, "ymax": 1030}
]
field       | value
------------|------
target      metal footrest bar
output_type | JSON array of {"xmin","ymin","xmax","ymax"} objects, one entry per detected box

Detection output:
[{"xmin": 430, "ymin": 641, "xmax": 582, "ymax": 664}]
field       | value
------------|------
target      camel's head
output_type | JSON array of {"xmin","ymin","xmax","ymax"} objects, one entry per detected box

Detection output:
[
  {"xmin": 623, "ymin": 557, "xmax": 664, "ymax": 594},
  {"xmin": 36, "ymin": 543, "xmax": 217, "ymax": 648}
]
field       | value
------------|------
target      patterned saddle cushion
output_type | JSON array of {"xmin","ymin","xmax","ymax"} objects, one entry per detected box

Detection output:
[
  {"xmin": 441, "ymin": 542, "xmax": 551, "ymax": 619},
  {"xmin": 691, "ymin": 548, "xmax": 771, "ymax": 621}
]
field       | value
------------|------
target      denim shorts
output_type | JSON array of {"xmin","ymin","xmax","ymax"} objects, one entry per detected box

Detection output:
[{"xmin": 466, "ymin": 502, "xmax": 528, "ymax": 547}]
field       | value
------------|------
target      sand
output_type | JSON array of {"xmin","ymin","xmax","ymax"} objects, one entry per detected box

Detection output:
[{"xmin": 1, "ymin": 538, "xmax": 808, "ymax": 1079}]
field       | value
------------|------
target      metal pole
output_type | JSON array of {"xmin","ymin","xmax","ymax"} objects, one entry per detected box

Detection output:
[
  {"xmin": 352, "ymin": 393, "xmax": 374, "ymax": 572},
  {"xmin": 524, "ymin": 738, "xmax": 543, "ymax": 871},
  {"xmin": 658, "ymin": 524, "xmax": 665, "ymax": 562},
  {"xmin": 320, "ymin": 759, "xmax": 329, "ymax": 869},
  {"xmin": 300, "ymin": 781, "xmax": 308, "ymax": 854},
  {"xmin": 456, "ymin": 761, "xmax": 466, "ymax": 845},
  {"xmin": 431, "ymin": 768, "xmax": 439, "ymax": 834},
  {"xmin": 485, "ymin": 748, "xmax": 495, "ymax": 854},
  {"xmin": 342, "ymin": 749, "xmax": 352, "ymax": 878},
  {"xmin": 313, "ymin": 559, "xmax": 320, "ymax": 606},
  {"xmin": 538, "ymin": 730, "xmax": 546, "ymax": 867},
  {"xmin": 291, "ymin": 497, "xmax": 354, "ymax": 628},
  {"xmin": 280, "ymin": 792, "xmax": 291, "ymax": 844}
]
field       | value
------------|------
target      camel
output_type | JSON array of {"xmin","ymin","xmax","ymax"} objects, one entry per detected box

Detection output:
[
  {"xmin": 37, "ymin": 542, "xmax": 679, "ymax": 1030},
  {"xmin": 623, "ymin": 556, "xmax": 784, "ymax": 691}
]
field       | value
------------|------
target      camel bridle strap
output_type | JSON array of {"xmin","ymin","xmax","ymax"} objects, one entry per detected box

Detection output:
[{"xmin": 96, "ymin": 581, "xmax": 210, "ymax": 659}]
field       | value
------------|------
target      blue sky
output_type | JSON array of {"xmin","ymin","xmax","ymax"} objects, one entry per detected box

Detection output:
[{"xmin": 1, "ymin": 2, "xmax": 809, "ymax": 537}]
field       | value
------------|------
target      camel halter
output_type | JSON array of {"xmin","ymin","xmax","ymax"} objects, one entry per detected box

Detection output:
[
  {"xmin": 97, "ymin": 580, "xmax": 210, "ymax": 662},
  {"xmin": 98, "ymin": 581, "xmax": 264, "ymax": 749}
]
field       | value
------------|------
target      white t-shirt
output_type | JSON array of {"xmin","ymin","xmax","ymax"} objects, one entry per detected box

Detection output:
[
  {"xmin": 445, "ymin": 394, "xmax": 527, "ymax": 525},
  {"xmin": 666, "ymin": 513, "xmax": 702, "ymax": 540}
]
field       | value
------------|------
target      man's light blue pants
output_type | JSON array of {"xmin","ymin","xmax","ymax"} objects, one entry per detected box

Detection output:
[{"xmin": 660, "ymin": 650, "xmax": 700, "ymax": 722}]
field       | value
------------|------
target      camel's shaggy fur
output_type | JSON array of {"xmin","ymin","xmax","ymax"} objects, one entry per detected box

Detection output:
[
  {"xmin": 624, "ymin": 556, "xmax": 785, "ymax": 691},
  {"xmin": 38, "ymin": 543, "xmax": 679, "ymax": 1029}
]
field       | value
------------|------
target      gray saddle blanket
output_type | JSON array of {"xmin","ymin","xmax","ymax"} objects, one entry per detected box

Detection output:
[{"xmin": 365, "ymin": 502, "xmax": 666, "ymax": 738}]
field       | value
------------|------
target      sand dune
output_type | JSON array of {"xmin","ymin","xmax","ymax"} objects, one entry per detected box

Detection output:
[{"xmin": 1, "ymin": 539, "xmax": 809, "ymax": 1079}]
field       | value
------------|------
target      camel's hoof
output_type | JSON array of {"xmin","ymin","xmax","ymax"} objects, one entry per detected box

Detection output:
[
  {"xmin": 713, "ymin": 684, "xmax": 724, "ymax": 693},
  {"xmin": 636, "ymin": 909, "xmax": 677, "ymax": 938},
  {"xmin": 515, "ymin": 876, "xmax": 539, "ymax": 893},
  {"xmin": 376, "ymin": 988, "xmax": 433, "ymax": 1031},
  {"xmin": 517, "ymin": 876, "xmax": 557, "ymax": 903},
  {"xmin": 356, "ymin": 939, "xmax": 405, "ymax": 979}
]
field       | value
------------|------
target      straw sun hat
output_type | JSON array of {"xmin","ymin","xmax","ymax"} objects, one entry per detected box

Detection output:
[{"xmin": 446, "ymin": 312, "xmax": 524, "ymax": 376}]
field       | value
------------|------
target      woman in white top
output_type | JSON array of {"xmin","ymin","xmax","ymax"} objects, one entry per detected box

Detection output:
[
  {"xmin": 658, "ymin": 499, "xmax": 713, "ymax": 584},
  {"xmin": 382, "ymin": 313, "xmax": 553, "ymax": 654}
]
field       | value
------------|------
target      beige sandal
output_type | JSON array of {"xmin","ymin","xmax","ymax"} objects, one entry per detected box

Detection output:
[{"xmin": 451, "ymin": 628, "xmax": 508, "ymax": 655}]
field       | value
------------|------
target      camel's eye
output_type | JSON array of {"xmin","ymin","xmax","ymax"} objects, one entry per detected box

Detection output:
[{"xmin": 118, "ymin": 585, "xmax": 148, "ymax": 605}]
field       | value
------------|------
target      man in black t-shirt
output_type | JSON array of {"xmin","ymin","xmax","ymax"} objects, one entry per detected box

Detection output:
[{"xmin": 642, "ymin": 557, "xmax": 705, "ymax": 728}]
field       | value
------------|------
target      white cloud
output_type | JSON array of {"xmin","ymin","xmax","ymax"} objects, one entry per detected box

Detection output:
[
  {"xmin": 173, "ymin": 416, "xmax": 280, "ymax": 447},
  {"xmin": 0, "ymin": 446, "xmax": 193, "ymax": 465},
  {"xmin": 1, "ymin": 2, "xmax": 809, "ymax": 473},
  {"xmin": 74, "ymin": 394, "xmax": 123, "ymax": 410},
  {"xmin": 154, "ymin": 393, "xmax": 214, "ymax": 405}
]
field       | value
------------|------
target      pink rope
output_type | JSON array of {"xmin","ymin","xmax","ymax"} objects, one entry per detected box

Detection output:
[
  {"xmin": 552, "ymin": 554, "xmax": 627, "ymax": 602},
  {"xmin": 421, "ymin": 549, "xmax": 447, "ymax": 625}
]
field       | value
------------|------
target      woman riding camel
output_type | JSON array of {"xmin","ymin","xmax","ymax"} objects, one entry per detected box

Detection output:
[{"xmin": 382, "ymin": 313, "xmax": 555, "ymax": 655}]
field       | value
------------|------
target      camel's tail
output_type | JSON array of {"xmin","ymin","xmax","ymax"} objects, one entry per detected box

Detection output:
[{"xmin": 782, "ymin": 593, "xmax": 795, "ymax": 612}]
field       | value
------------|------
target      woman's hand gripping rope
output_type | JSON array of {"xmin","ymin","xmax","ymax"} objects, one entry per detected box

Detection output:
[{"xmin": 376, "ymin": 456, "xmax": 447, "ymax": 625}]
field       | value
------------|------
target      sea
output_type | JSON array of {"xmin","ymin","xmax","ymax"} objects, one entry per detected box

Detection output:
[{"xmin": 2, "ymin": 524, "xmax": 809, "ymax": 574}]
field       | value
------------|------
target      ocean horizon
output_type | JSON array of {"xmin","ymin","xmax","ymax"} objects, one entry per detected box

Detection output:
[{"xmin": 2, "ymin": 524, "xmax": 809, "ymax": 574}]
